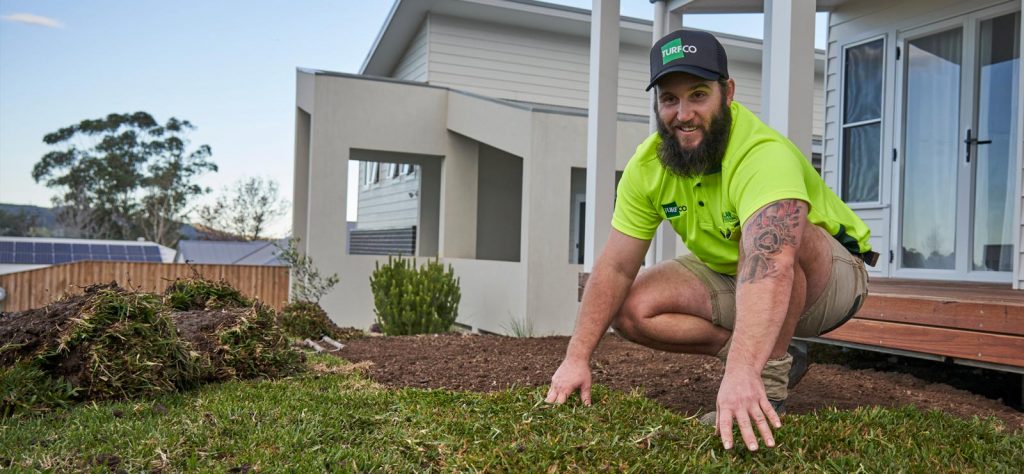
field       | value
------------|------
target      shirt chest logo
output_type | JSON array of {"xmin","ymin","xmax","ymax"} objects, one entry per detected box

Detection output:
[{"xmin": 662, "ymin": 201, "xmax": 686, "ymax": 218}]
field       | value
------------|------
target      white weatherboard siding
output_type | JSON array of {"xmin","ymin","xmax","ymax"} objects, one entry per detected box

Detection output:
[
  {"xmin": 392, "ymin": 20, "xmax": 429, "ymax": 82},
  {"xmin": 355, "ymin": 162, "xmax": 420, "ymax": 231},
  {"xmin": 423, "ymin": 14, "xmax": 825, "ymax": 138},
  {"xmin": 822, "ymin": 0, "xmax": 1022, "ymax": 283}
]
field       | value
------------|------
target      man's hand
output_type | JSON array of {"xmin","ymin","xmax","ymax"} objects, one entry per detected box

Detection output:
[
  {"xmin": 714, "ymin": 368, "xmax": 782, "ymax": 451},
  {"xmin": 545, "ymin": 358, "xmax": 593, "ymax": 406}
]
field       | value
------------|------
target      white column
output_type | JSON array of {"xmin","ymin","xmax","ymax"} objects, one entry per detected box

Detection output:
[
  {"xmin": 647, "ymin": 1, "xmax": 682, "ymax": 266},
  {"xmin": 584, "ymin": 0, "xmax": 620, "ymax": 272},
  {"xmin": 761, "ymin": 0, "xmax": 815, "ymax": 159},
  {"xmin": 1013, "ymin": 1, "xmax": 1024, "ymax": 289}
]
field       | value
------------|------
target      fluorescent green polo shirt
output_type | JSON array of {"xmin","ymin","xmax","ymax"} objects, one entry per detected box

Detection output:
[{"xmin": 612, "ymin": 101, "xmax": 871, "ymax": 275}]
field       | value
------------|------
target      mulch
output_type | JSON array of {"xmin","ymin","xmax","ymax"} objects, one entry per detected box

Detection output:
[{"xmin": 336, "ymin": 333, "xmax": 1024, "ymax": 431}]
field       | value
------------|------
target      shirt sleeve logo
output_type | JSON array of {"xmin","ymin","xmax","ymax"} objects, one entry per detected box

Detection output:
[{"xmin": 662, "ymin": 201, "xmax": 686, "ymax": 218}]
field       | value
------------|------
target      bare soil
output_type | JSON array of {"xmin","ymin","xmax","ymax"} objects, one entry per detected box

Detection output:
[{"xmin": 337, "ymin": 333, "xmax": 1024, "ymax": 431}]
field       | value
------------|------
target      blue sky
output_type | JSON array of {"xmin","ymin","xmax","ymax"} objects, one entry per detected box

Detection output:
[{"xmin": 0, "ymin": 0, "xmax": 826, "ymax": 237}]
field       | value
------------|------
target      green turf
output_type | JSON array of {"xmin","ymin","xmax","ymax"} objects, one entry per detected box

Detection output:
[{"xmin": 1, "ymin": 354, "xmax": 1020, "ymax": 472}]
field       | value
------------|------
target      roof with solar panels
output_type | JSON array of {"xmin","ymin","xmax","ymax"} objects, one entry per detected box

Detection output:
[{"xmin": 0, "ymin": 236, "xmax": 174, "ymax": 275}]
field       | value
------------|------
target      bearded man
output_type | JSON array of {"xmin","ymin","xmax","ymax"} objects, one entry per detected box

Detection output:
[{"xmin": 545, "ymin": 29, "xmax": 878, "ymax": 452}]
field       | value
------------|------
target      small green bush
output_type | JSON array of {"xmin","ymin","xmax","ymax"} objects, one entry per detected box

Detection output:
[{"xmin": 370, "ymin": 257, "xmax": 461, "ymax": 336}]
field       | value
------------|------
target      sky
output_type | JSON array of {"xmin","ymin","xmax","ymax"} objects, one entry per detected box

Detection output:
[{"xmin": 0, "ymin": 0, "xmax": 827, "ymax": 238}]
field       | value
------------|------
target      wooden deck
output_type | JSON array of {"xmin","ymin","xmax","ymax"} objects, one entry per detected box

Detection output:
[
  {"xmin": 818, "ymin": 278, "xmax": 1024, "ymax": 370},
  {"xmin": 579, "ymin": 273, "xmax": 1024, "ymax": 371}
]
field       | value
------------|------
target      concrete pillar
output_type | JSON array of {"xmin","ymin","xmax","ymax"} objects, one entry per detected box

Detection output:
[
  {"xmin": 439, "ymin": 133, "xmax": 478, "ymax": 258},
  {"xmin": 292, "ymin": 107, "xmax": 311, "ymax": 250},
  {"xmin": 584, "ymin": 0, "xmax": 620, "ymax": 272},
  {"xmin": 761, "ymin": 0, "xmax": 816, "ymax": 159},
  {"xmin": 418, "ymin": 159, "xmax": 441, "ymax": 258},
  {"xmin": 306, "ymin": 96, "xmax": 349, "ymax": 268}
]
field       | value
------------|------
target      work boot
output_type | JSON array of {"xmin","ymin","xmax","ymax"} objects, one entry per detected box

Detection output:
[{"xmin": 787, "ymin": 340, "xmax": 810, "ymax": 389}]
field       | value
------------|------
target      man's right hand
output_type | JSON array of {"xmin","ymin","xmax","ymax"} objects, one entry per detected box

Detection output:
[{"xmin": 545, "ymin": 358, "xmax": 593, "ymax": 406}]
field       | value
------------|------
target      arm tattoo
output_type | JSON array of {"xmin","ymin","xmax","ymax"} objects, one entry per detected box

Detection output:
[{"xmin": 738, "ymin": 200, "xmax": 804, "ymax": 284}]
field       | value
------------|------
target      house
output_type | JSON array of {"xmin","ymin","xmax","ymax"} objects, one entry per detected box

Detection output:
[
  {"xmin": 293, "ymin": 0, "xmax": 826, "ymax": 335},
  {"xmin": 174, "ymin": 239, "xmax": 288, "ymax": 266},
  {"xmin": 0, "ymin": 236, "xmax": 174, "ymax": 276}
]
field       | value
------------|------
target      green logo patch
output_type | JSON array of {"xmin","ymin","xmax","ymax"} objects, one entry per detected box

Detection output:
[
  {"xmin": 662, "ymin": 202, "xmax": 684, "ymax": 218},
  {"xmin": 722, "ymin": 211, "xmax": 738, "ymax": 224},
  {"xmin": 661, "ymin": 38, "xmax": 685, "ymax": 64}
]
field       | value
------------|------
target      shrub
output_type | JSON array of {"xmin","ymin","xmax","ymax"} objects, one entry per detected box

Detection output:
[
  {"xmin": 275, "ymin": 237, "xmax": 339, "ymax": 304},
  {"xmin": 370, "ymin": 257, "xmax": 461, "ymax": 336}
]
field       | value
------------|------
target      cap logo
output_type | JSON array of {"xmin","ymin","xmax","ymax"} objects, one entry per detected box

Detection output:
[{"xmin": 661, "ymin": 38, "xmax": 697, "ymax": 65}]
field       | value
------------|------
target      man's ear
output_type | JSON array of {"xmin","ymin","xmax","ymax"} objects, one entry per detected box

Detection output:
[{"xmin": 725, "ymin": 78, "xmax": 736, "ymax": 105}]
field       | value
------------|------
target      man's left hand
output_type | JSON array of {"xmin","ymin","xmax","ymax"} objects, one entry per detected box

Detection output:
[{"xmin": 714, "ymin": 369, "xmax": 782, "ymax": 451}]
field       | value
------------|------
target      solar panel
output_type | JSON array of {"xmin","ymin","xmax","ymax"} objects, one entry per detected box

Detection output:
[{"xmin": 0, "ymin": 241, "xmax": 165, "ymax": 265}]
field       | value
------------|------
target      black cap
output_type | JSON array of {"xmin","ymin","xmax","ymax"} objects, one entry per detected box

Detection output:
[{"xmin": 646, "ymin": 29, "xmax": 729, "ymax": 91}]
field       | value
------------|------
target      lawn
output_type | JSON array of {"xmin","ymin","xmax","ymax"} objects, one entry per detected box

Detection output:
[{"xmin": 1, "ymin": 354, "xmax": 1021, "ymax": 472}]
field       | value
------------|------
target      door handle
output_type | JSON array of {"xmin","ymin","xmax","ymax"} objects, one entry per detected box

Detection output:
[{"xmin": 964, "ymin": 129, "xmax": 993, "ymax": 163}]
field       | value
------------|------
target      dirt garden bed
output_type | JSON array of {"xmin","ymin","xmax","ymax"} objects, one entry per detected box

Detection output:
[{"xmin": 337, "ymin": 333, "xmax": 1024, "ymax": 432}]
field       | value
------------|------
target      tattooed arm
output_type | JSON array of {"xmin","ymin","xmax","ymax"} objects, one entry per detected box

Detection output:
[{"xmin": 714, "ymin": 199, "xmax": 808, "ymax": 451}]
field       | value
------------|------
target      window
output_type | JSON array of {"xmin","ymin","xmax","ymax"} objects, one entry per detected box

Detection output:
[
  {"xmin": 364, "ymin": 162, "xmax": 380, "ymax": 186},
  {"xmin": 840, "ymin": 38, "xmax": 884, "ymax": 203}
]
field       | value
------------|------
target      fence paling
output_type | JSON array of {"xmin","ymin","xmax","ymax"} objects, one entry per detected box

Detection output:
[{"xmin": 0, "ymin": 261, "xmax": 289, "ymax": 312}]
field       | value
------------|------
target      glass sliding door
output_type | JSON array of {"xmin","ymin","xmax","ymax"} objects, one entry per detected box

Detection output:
[
  {"xmin": 900, "ymin": 28, "xmax": 963, "ymax": 270},
  {"xmin": 971, "ymin": 12, "xmax": 1020, "ymax": 272}
]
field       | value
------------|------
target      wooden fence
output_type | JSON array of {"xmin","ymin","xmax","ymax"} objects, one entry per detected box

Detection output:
[{"xmin": 0, "ymin": 262, "xmax": 290, "ymax": 312}]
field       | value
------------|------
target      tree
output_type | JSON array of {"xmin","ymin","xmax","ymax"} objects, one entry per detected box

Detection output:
[
  {"xmin": 32, "ymin": 112, "xmax": 217, "ymax": 246},
  {"xmin": 196, "ymin": 176, "xmax": 289, "ymax": 241},
  {"xmin": 0, "ymin": 209, "xmax": 40, "ymax": 236}
]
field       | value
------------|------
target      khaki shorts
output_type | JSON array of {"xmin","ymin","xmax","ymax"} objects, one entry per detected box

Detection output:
[{"xmin": 674, "ymin": 225, "xmax": 869, "ymax": 337}]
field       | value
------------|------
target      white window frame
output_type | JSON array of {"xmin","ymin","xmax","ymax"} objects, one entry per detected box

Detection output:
[{"xmin": 838, "ymin": 35, "xmax": 887, "ymax": 205}]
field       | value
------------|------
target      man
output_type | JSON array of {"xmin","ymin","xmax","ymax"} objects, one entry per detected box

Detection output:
[{"xmin": 545, "ymin": 29, "xmax": 876, "ymax": 452}]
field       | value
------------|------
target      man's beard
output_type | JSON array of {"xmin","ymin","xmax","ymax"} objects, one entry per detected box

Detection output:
[{"xmin": 656, "ymin": 96, "xmax": 732, "ymax": 178}]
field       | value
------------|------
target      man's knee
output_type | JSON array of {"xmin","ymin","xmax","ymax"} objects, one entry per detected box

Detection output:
[{"xmin": 610, "ymin": 293, "xmax": 646, "ymax": 335}]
